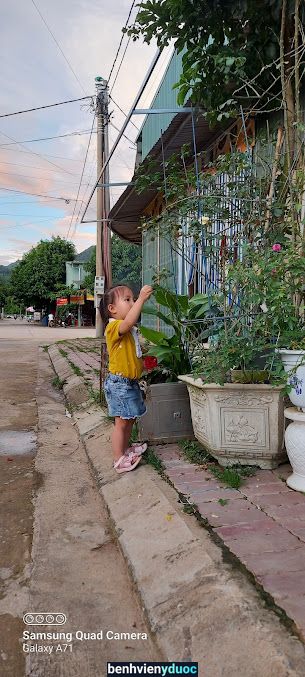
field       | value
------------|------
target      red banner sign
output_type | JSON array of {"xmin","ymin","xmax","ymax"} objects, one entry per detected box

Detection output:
[{"xmin": 56, "ymin": 297, "xmax": 68, "ymax": 306}]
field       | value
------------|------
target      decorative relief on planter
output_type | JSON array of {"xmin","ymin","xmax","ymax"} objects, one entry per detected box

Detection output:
[
  {"xmin": 221, "ymin": 409, "xmax": 267, "ymax": 448},
  {"xmin": 188, "ymin": 386, "xmax": 209, "ymax": 445},
  {"xmin": 214, "ymin": 393, "xmax": 273, "ymax": 406},
  {"xmin": 178, "ymin": 376, "xmax": 286, "ymax": 468}
]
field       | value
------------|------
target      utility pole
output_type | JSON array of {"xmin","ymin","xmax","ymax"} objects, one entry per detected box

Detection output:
[{"xmin": 95, "ymin": 76, "xmax": 112, "ymax": 338}]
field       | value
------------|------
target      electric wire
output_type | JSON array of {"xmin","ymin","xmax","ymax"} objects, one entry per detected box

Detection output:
[
  {"xmin": 109, "ymin": 121, "xmax": 136, "ymax": 147},
  {"xmin": 66, "ymin": 115, "xmax": 96, "ymax": 239},
  {"xmin": 110, "ymin": 95, "xmax": 140, "ymax": 132},
  {"xmin": 30, "ymin": 0, "xmax": 88, "ymax": 96},
  {"xmin": 108, "ymin": 0, "xmax": 136, "ymax": 85},
  {"xmin": 0, "ymin": 128, "xmax": 97, "ymax": 147},
  {"xmin": 0, "ymin": 129, "xmax": 75, "ymax": 176},
  {"xmin": 109, "ymin": 34, "xmax": 132, "ymax": 95},
  {"xmin": 0, "ymin": 96, "xmax": 93, "ymax": 119},
  {"xmin": 0, "ymin": 187, "xmax": 82, "ymax": 201}
]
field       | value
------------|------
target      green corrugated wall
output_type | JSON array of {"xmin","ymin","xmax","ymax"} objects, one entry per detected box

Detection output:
[{"xmin": 141, "ymin": 50, "xmax": 185, "ymax": 160}]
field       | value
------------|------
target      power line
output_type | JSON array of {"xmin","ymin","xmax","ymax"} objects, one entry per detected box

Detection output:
[
  {"xmin": 66, "ymin": 116, "xmax": 96, "ymax": 239},
  {"xmin": 0, "ymin": 129, "xmax": 75, "ymax": 176},
  {"xmin": 109, "ymin": 121, "xmax": 136, "ymax": 147},
  {"xmin": 0, "ymin": 96, "xmax": 93, "ymax": 119},
  {"xmin": 0, "ymin": 168, "xmax": 93, "ymax": 187},
  {"xmin": 0, "ymin": 147, "xmax": 93, "ymax": 162},
  {"xmin": 110, "ymin": 95, "xmax": 140, "ymax": 132},
  {"xmin": 108, "ymin": 0, "xmax": 136, "ymax": 85},
  {"xmin": 0, "ymin": 159, "xmax": 80, "ymax": 175},
  {"xmin": 0, "ymin": 213, "xmax": 57, "ymax": 218},
  {"xmin": 0, "ymin": 187, "xmax": 82, "ymax": 201},
  {"xmin": 30, "ymin": 0, "xmax": 88, "ymax": 96},
  {"xmin": 0, "ymin": 128, "xmax": 97, "ymax": 147},
  {"xmin": 110, "ymin": 34, "xmax": 132, "ymax": 96}
]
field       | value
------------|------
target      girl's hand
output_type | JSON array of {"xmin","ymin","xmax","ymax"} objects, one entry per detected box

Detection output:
[{"xmin": 139, "ymin": 285, "xmax": 153, "ymax": 302}]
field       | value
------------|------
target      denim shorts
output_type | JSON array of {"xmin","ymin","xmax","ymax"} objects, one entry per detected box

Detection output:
[{"xmin": 104, "ymin": 373, "xmax": 147, "ymax": 420}]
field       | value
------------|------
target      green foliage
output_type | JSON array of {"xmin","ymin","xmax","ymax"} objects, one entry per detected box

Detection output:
[
  {"xmin": 179, "ymin": 439, "xmax": 212, "ymax": 464},
  {"xmin": 88, "ymin": 386, "xmax": 101, "ymax": 404},
  {"xmin": 84, "ymin": 237, "xmax": 142, "ymax": 293},
  {"xmin": 10, "ymin": 236, "xmax": 76, "ymax": 309},
  {"xmin": 0, "ymin": 278, "xmax": 8, "ymax": 306},
  {"xmin": 142, "ymin": 447, "xmax": 164, "ymax": 472},
  {"xmin": 52, "ymin": 376, "xmax": 66, "ymax": 390},
  {"xmin": 126, "ymin": 0, "xmax": 288, "ymax": 124},
  {"xmin": 68, "ymin": 361, "xmax": 83, "ymax": 377},
  {"xmin": 140, "ymin": 284, "xmax": 218, "ymax": 379},
  {"xmin": 210, "ymin": 464, "xmax": 258, "ymax": 489},
  {"xmin": 59, "ymin": 348, "xmax": 68, "ymax": 357}
]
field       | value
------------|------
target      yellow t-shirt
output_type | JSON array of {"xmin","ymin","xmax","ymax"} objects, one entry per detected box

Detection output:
[{"xmin": 105, "ymin": 319, "xmax": 143, "ymax": 380}]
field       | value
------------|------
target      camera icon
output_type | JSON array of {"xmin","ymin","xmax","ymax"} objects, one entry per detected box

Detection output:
[{"xmin": 23, "ymin": 613, "xmax": 67, "ymax": 626}]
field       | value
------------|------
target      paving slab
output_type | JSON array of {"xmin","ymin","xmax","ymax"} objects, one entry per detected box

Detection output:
[{"xmin": 48, "ymin": 340, "xmax": 305, "ymax": 670}]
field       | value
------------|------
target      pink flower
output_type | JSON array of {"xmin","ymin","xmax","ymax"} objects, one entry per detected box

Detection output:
[{"xmin": 272, "ymin": 243, "xmax": 282, "ymax": 252}]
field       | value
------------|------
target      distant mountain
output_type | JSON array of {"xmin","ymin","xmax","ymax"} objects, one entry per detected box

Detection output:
[
  {"xmin": 0, "ymin": 260, "xmax": 19, "ymax": 278},
  {"xmin": 0, "ymin": 246, "xmax": 94, "ymax": 279},
  {"xmin": 75, "ymin": 246, "xmax": 95, "ymax": 263}
]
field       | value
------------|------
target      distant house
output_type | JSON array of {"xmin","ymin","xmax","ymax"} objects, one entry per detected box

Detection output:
[
  {"xmin": 65, "ymin": 246, "xmax": 94, "ymax": 288},
  {"xmin": 65, "ymin": 261, "xmax": 86, "ymax": 289}
]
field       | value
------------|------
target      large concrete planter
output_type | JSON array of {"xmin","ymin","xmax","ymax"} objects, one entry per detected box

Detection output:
[
  {"xmin": 178, "ymin": 376, "xmax": 286, "ymax": 469},
  {"xmin": 138, "ymin": 382, "xmax": 194, "ymax": 443}
]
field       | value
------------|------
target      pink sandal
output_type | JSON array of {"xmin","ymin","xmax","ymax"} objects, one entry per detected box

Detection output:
[
  {"xmin": 125, "ymin": 442, "xmax": 148, "ymax": 457},
  {"xmin": 113, "ymin": 454, "xmax": 141, "ymax": 474}
]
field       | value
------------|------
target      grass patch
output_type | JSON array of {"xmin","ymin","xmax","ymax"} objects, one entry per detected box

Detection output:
[
  {"xmin": 179, "ymin": 439, "xmax": 258, "ymax": 489},
  {"xmin": 179, "ymin": 439, "xmax": 212, "ymax": 465},
  {"xmin": 59, "ymin": 348, "xmax": 68, "ymax": 357},
  {"xmin": 182, "ymin": 503, "xmax": 195, "ymax": 514},
  {"xmin": 130, "ymin": 421, "xmax": 139, "ymax": 443},
  {"xmin": 142, "ymin": 447, "xmax": 164, "ymax": 473},
  {"xmin": 218, "ymin": 498, "xmax": 229, "ymax": 506},
  {"xmin": 93, "ymin": 368, "xmax": 100, "ymax": 376},
  {"xmin": 105, "ymin": 414, "xmax": 115, "ymax": 422},
  {"xmin": 88, "ymin": 386, "xmax": 101, "ymax": 404},
  {"xmin": 42, "ymin": 344, "xmax": 49, "ymax": 352},
  {"xmin": 210, "ymin": 464, "xmax": 257, "ymax": 489},
  {"xmin": 68, "ymin": 361, "xmax": 83, "ymax": 377},
  {"xmin": 52, "ymin": 376, "xmax": 66, "ymax": 390}
]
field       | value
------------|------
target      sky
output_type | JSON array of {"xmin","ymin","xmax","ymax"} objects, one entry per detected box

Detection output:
[{"xmin": 0, "ymin": 0, "xmax": 172, "ymax": 265}]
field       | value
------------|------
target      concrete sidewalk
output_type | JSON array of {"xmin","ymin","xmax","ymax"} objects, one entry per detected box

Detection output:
[{"xmin": 48, "ymin": 339, "xmax": 305, "ymax": 676}]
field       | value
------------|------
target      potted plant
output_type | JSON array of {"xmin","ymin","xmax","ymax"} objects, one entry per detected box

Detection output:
[
  {"xmin": 178, "ymin": 238, "xmax": 293, "ymax": 468},
  {"xmin": 179, "ymin": 319, "xmax": 286, "ymax": 469},
  {"xmin": 138, "ymin": 285, "xmax": 221, "ymax": 442}
]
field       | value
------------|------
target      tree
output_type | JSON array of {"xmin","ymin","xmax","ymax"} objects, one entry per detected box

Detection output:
[
  {"xmin": 127, "ymin": 1, "xmax": 304, "ymax": 126},
  {"xmin": 84, "ymin": 237, "xmax": 142, "ymax": 293},
  {"xmin": 10, "ymin": 236, "xmax": 76, "ymax": 309}
]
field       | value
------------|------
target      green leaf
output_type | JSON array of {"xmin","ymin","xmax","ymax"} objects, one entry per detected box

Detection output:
[
  {"xmin": 139, "ymin": 325, "xmax": 168, "ymax": 345},
  {"xmin": 142, "ymin": 306, "xmax": 176, "ymax": 328}
]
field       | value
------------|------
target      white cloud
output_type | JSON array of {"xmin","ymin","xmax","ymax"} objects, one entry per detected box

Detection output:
[{"xmin": 0, "ymin": 0, "xmax": 170, "ymax": 265}]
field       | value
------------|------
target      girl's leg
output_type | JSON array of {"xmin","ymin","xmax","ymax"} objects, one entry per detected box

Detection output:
[
  {"xmin": 112, "ymin": 417, "xmax": 131, "ymax": 462},
  {"xmin": 124, "ymin": 419, "xmax": 136, "ymax": 452}
]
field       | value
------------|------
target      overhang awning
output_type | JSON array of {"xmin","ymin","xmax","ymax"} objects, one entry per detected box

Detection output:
[{"xmin": 109, "ymin": 110, "xmax": 225, "ymax": 245}]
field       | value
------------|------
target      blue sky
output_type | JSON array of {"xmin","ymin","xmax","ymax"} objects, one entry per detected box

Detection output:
[{"xmin": 0, "ymin": 0, "xmax": 171, "ymax": 265}]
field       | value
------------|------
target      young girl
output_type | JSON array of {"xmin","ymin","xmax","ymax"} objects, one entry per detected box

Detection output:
[{"xmin": 100, "ymin": 284, "xmax": 153, "ymax": 474}]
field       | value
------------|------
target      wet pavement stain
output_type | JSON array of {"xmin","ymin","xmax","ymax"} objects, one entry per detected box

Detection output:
[{"xmin": 0, "ymin": 430, "xmax": 36, "ymax": 456}]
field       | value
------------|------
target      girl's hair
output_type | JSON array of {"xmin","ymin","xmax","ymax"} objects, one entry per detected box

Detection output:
[{"xmin": 99, "ymin": 285, "xmax": 132, "ymax": 326}]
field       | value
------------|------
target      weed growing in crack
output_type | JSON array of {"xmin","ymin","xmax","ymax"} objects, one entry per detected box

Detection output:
[{"xmin": 52, "ymin": 376, "xmax": 66, "ymax": 390}]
